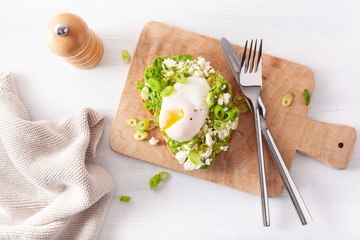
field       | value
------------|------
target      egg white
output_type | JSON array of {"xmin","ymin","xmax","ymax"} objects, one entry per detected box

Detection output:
[{"xmin": 159, "ymin": 76, "xmax": 211, "ymax": 142}]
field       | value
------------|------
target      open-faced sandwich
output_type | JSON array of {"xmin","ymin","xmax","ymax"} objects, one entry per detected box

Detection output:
[{"xmin": 137, "ymin": 54, "xmax": 239, "ymax": 170}]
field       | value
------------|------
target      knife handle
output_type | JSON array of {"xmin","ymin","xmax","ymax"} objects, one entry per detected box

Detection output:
[
  {"xmin": 262, "ymin": 127, "xmax": 313, "ymax": 225},
  {"xmin": 254, "ymin": 106, "xmax": 270, "ymax": 227}
]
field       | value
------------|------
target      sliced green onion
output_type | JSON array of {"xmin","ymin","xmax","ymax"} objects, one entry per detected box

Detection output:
[
  {"xmin": 303, "ymin": 89, "xmax": 310, "ymax": 106},
  {"xmin": 141, "ymin": 87, "xmax": 150, "ymax": 101},
  {"xmin": 147, "ymin": 120, "xmax": 156, "ymax": 130},
  {"xmin": 147, "ymin": 78, "xmax": 161, "ymax": 92},
  {"xmin": 214, "ymin": 105, "xmax": 224, "ymax": 120},
  {"xmin": 282, "ymin": 94, "xmax": 292, "ymax": 107},
  {"xmin": 234, "ymin": 94, "xmax": 244, "ymax": 104},
  {"xmin": 189, "ymin": 150, "xmax": 200, "ymax": 165},
  {"xmin": 212, "ymin": 81, "xmax": 222, "ymax": 90},
  {"xmin": 231, "ymin": 119, "xmax": 239, "ymax": 130},
  {"xmin": 175, "ymin": 73, "xmax": 188, "ymax": 84},
  {"xmin": 127, "ymin": 118, "xmax": 137, "ymax": 127},
  {"xmin": 136, "ymin": 119, "xmax": 150, "ymax": 131},
  {"xmin": 238, "ymin": 104, "xmax": 249, "ymax": 113},
  {"xmin": 120, "ymin": 196, "xmax": 131, "ymax": 202},
  {"xmin": 149, "ymin": 171, "xmax": 169, "ymax": 190},
  {"xmin": 134, "ymin": 131, "xmax": 148, "ymax": 140},
  {"xmin": 206, "ymin": 92, "xmax": 215, "ymax": 108},
  {"xmin": 159, "ymin": 171, "xmax": 168, "ymax": 181},
  {"xmin": 223, "ymin": 110, "xmax": 234, "ymax": 122},
  {"xmin": 149, "ymin": 174, "xmax": 160, "ymax": 190},
  {"xmin": 230, "ymin": 107, "xmax": 240, "ymax": 120},
  {"xmin": 122, "ymin": 50, "xmax": 130, "ymax": 63},
  {"xmin": 160, "ymin": 86, "xmax": 175, "ymax": 97},
  {"xmin": 214, "ymin": 120, "xmax": 226, "ymax": 130}
]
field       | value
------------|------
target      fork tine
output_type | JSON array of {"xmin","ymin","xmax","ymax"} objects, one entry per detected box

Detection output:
[
  {"xmin": 240, "ymin": 40, "xmax": 248, "ymax": 70},
  {"xmin": 246, "ymin": 40, "xmax": 253, "ymax": 72},
  {"xmin": 250, "ymin": 39, "xmax": 258, "ymax": 73},
  {"xmin": 256, "ymin": 39, "xmax": 263, "ymax": 72}
]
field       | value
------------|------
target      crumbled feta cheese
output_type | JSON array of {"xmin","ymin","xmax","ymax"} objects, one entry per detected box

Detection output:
[
  {"xmin": 197, "ymin": 57, "xmax": 205, "ymax": 66},
  {"xmin": 183, "ymin": 144, "xmax": 191, "ymax": 151},
  {"xmin": 218, "ymin": 97, "xmax": 224, "ymax": 105},
  {"xmin": 203, "ymin": 70, "xmax": 209, "ymax": 77},
  {"xmin": 205, "ymin": 159, "xmax": 211, "ymax": 165},
  {"xmin": 219, "ymin": 146, "xmax": 229, "ymax": 151},
  {"xmin": 177, "ymin": 61, "xmax": 184, "ymax": 69},
  {"xmin": 209, "ymin": 68, "xmax": 215, "ymax": 73},
  {"xmin": 217, "ymin": 129, "xmax": 229, "ymax": 140},
  {"xmin": 222, "ymin": 85, "xmax": 226, "ymax": 90},
  {"xmin": 200, "ymin": 149, "xmax": 212, "ymax": 159},
  {"xmin": 175, "ymin": 150, "xmax": 189, "ymax": 164},
  {"xmin": 166, "ymin": 70, "xmax": 174, "ymax": 77},
  {"xmin": 183, "ymin": 159, "xmax": 203, "ymax": 171},
  {"xmin": 149, "ymin": 137, "xmax": 159, "ymax": 146},
  {"xmin": 223, "ymin": 93, "xmax": 231, "ymax": 105},
  {"xmin": 223, "ymin": 107, "xmax": 228, "ymax": 111},
  {"xmin": 206, "ymin": 132, "xmax": 214, "ymax": 146},
  {"xmin": 163, "ymin": 58, "xmax": 177, "ymax": 68}
]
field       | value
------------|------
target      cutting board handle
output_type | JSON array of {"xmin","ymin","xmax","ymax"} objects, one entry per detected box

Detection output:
[{"xmin": 296, "ymin": 119, "xmax": 357, "ymax": 169}]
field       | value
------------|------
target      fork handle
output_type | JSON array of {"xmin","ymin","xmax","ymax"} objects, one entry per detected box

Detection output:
[
  {"xmin": 254, "ymin": 106, "xmax": 270, "ymax": 227},
  {"xmin": 262, "ymin": 127, "xmax": 313, "ymax": 225}
]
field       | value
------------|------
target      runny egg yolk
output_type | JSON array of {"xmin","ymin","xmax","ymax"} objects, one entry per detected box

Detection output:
[{"xmin": 161, "ymin": 109, "xmax": 184, "ymax": 131}]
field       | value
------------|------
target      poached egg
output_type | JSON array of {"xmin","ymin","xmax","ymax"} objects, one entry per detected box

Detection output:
[{"xmin": 159, "ymin": 76, "xmax": 211, "ymax": 142}]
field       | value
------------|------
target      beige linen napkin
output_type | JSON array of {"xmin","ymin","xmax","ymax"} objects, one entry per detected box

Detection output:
[{"xmin": 0, "ymin": 72, "xmax": 115, "ymax": 239}]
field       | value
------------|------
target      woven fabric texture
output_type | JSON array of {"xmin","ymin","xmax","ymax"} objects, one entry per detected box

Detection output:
[{"xmin": 0, "ymin": 72, "xmax": 114, "ymax": 240}]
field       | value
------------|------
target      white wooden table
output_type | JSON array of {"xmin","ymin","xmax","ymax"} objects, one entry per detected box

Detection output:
[{"xmin": 1, "ymin": 0, "xmax": 359, "ymax": 239}]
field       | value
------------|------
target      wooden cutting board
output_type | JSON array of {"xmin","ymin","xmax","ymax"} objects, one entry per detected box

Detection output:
[{"xmin": 109, "ymin": 21, "xmax": 357, "ymax": 197}]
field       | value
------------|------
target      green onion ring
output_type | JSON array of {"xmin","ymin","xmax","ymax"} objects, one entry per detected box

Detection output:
[
  {"xmin": 238, "ymin": 104, "xmax": 249, "ymax": 114},
  {"xmin": 223, "ymin": 110, "xmax": 234, "ymax": 122},
  {"xmin": 126, "ymin": 118, "xmax": 137, "ymax": 127},
  {"xmin": 214, "ymin": 105, "xmax": 225, "ymax": 120},
  {"xmin": 134, "ymin": 131, "xmax": 148, "ymax": 140},
  {"xmin": 147, "ymin": 78, "xmax": 161, "ymax": 92},
  {"xmin": 141, "ymin": 87, "xmax": 150, "ymax": 101},
  {"xmin": 206, "ymin": 92, "xmax": 215, "ymax": 108},
  {"xmin": 159, "ymin": 171, "xmax": 168, "ymax": 181},
  {"xmin": 149, "ymin": 171, "xmax": 169, "ymax": 190},
  {"xmin": 214, "ymin": 120, "xmax": 226, "ymax": 130},
  {"xmin": 230, "ymin": 106, "xmax": 240, "ymax": 120},
  {"xmin": 160, "ymin": 86, "xmax": 175, "ymax": 97},
  {"xmin": 234, "ymin": 94, "xmax": 244, "ymax": 104},
  {"xmin": 189, "ymin": 150, "xmax": 200, "ymax": 165},
  {"xmin": 282, "ymin": 94, "xmax": 292, "ymax": 107},
  {"xmin": 136, "ymin": 119, "xmax": 150, "ymax": 131}
]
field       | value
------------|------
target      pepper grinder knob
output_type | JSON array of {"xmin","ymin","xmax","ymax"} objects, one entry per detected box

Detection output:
[
  {"xmin": 45, "ymin": 13, "xmax": 104, "ymax": 69},
  {"xmin": 54, "ymin": 22, "xmax": 68, "ymax": 36}
]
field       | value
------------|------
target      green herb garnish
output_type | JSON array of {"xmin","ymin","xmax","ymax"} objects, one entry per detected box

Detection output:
[
  {"xmin": 303, "ymin": 89, "xmax": 310, "ymax": 106},
  {"xmin": 120, "ymin": 196, "xmax": 131, "ymax": 202},
  {"xmin": 149, "ymin": 171, "xmax": 169, "ymax": 191}
]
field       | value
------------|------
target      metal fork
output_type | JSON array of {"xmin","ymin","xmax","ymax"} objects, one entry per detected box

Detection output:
[
  {"xmin": 221, "ymin": 37, "xmax": 312, "ymax": 226},
  {"xmin": 239, "ymin": 39, "xmax": 270, "ymax": 226}
]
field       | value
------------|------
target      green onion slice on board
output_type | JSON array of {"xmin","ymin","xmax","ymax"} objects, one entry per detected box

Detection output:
[
  {"xmin": 127, "ymin": 118, "xmax": 137, "ymax": 127},
  {"xmin": 303, "ymin": 89, "xmax": 310, "ymax": 106},
  {"xmin": 282, "ymin": 94, "xmax": 293, "ymax": 107}
]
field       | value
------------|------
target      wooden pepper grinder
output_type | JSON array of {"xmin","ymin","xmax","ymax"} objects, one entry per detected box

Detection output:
[{"xmin": 45, "ymin": 13, "xmax": 104, "ymax": 69}]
